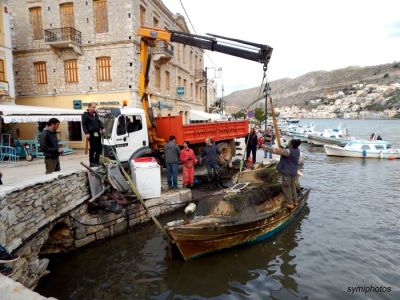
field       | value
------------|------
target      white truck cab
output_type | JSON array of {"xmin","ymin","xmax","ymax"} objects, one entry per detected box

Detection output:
[{"xmin": 98, "ymin": 107, "xmax": 151, "ymax": 163}]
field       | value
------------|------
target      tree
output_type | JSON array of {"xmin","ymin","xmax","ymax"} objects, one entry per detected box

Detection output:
[
  {"xmin": 232, "ymin": 111, "xmax": 246, "ymax": 119},
  {"xmin": 254, "ymin": 107, "xmax": 265, "ymax": 125}
]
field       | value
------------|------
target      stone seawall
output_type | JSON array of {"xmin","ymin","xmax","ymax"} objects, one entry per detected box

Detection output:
[
  {"xmin": 0, "ymin": 169, "xmax": 192, "ymax": 294},
  {"xmin": 0, "ymin": 170, "xmax": 90, "ymax": 288}
]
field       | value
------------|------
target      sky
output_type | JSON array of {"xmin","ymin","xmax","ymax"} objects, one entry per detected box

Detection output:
[{"xmin": 162, "ymin": 0, "xmax": 400, "ymax": 96}]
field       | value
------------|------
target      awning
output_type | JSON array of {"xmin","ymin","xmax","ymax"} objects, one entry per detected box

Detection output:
[
  {"xmin": 0, "ymin": 104, "xmax": 83, "ymax": 124},
  {"xmin": 189, "ymin": 110, "xmax": 224, "ymax": 121}
]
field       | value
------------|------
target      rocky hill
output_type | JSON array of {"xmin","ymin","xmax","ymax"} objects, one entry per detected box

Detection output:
[{"xmin": 224, "ymin": 62, "xmax": 400, "ymax": 113}]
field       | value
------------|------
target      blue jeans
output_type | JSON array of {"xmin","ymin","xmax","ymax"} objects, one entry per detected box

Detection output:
[
  {"xmin": 264, "ymin": 142, "xmax": 273, "ymax": 158},
  {"xmin": 206, "ymin": 161, "xmax": 220, "ymax": 186},
  {"xmin": 166, "ymin": 163, "xmax": 179, "ymax": 188}
]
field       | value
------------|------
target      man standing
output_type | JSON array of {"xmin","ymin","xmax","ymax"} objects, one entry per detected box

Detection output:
[
  {"xmin": 245, "ymin": 128, "xmax": 258, "ymax": 164},
  {"xmin": 164, "ymin": 136, "xmax": 181, "ymax": 190},
  {"xmin": 265, "ymin": 139, "xmax": 301, "ymax": 209},
  {"xmin": 82, "ymin": 102, "xmax": 104, "ymax": 167},
  {"xmin": 201, "ymin": 138, "xmax": 221, "ymax": 187},
  {"xmin": 40, "ymin": 118, "xmax": 63, "ymax": 174}
]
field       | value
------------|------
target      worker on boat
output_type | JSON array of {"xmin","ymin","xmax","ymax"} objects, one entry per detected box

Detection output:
[{"xmin": 264, "ymin": 139, "xmax": 301, "ymax": 209}]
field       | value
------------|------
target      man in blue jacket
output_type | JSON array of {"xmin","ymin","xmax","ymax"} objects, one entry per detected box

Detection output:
[
  {"xmin": 40, "ymin": 118, "xmax": 63, "ymax": 174},
  {"xmin": 201, "ymin": 138, "xmax": 221, "ymax": 187},
  {"xmin": 265, "ymin": 139, "xmax": 301, "ymax": 209}
]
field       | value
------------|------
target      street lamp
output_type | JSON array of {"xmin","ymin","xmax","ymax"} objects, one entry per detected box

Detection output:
[{"xmin": 205, "ymin": 66, "xmax": 223, "ymax": 113}]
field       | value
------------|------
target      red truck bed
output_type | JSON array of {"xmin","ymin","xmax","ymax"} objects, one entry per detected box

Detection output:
[{"xmin": 155, "ymin": 115, "xmax": 248, "ymax": 145}]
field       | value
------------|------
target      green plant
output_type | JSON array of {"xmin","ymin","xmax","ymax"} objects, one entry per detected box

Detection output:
[{"xmin": 254, "ymin": 107, "xmax": 266, "ymax": 125}]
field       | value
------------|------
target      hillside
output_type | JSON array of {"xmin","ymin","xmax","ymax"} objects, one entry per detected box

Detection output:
[{"xmin": 223, "ymin": 62, "xmax": 400, "ymax": 113}]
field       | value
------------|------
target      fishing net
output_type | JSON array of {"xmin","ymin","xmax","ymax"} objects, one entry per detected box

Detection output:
[{"xmin": 196, "ymin": 164, "xmax": 283, "ymax": 219}]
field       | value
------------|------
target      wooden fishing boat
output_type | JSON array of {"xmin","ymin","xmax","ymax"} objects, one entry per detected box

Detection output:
[{"xmin": 166, "ymin": 181, "xmax": 310, "ymax": 260}]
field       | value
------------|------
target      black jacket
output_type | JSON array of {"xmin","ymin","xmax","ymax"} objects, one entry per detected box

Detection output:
[
  {"xmin": 81, "ymin": 111, "xmax": 104, "ymax": 134},
  {"xmin": 201, "ymin": 144, "xmax": 220, "ymax": 164},
  {"xmin": 40, "ymin": 128, "xmax": 60, "ymax": 159},
  {"xmin": 245, "ymin": 133, "xmax": 258, "ymax": 148}
]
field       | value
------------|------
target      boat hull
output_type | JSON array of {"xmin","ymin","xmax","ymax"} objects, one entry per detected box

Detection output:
[
  {"xmin": 308, "ymin": 134, "xmax": 350, "ymax": 146},
  {"xmin": 324, "ymin": 144, "xmax": 400, "ymax": 159},
  {"xmin": 166, "ymin": 189, "xmax": 310, "ymax": 260}
]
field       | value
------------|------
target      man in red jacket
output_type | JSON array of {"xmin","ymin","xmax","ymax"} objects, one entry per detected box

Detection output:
[{"xmin": 180, "ymin": 141, "xmax": 197, "ymax": 188}]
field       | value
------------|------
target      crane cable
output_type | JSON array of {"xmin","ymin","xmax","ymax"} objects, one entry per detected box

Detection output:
[{"xmin": 237, "ymin": 64, "xmax": 269, "ymax": 183}]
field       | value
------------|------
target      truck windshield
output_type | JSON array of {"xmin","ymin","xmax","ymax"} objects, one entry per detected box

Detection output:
[{"xmin": 99, "ymin": 115, "xmax": 115, "ymax": 139}]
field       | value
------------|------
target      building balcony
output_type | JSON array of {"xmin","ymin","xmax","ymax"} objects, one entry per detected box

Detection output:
[
  {"xmin": 153, "ymin": 41, "xmax": 174, "ymax": 63},
  {"xmin": 44, "ymin": 27, "xmax": 82, "ymax": 55},
  {"xmin": 195, "ymin": 69, "xmax": 206, "ymax": 82}
]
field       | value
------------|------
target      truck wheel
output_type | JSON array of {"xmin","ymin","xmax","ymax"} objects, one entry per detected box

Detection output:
[{"xmin": 217, "ymin": 142, "xmax": 232, "ymax": 166}]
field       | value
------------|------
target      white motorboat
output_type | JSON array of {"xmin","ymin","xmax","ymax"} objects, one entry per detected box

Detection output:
[
  {"xmin": 324, "ymin": 140, "xmax": 400, "ymax": 159},
  {"xmin": 286, "ymin": 123, "xmax": 315, "ymax": 142},
  {"xmin": 308, "ymin": 124, "xmax": 353, "ymax": 146}
]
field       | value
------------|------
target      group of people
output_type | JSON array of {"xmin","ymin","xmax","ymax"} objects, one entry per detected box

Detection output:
[
  {"xmin": 164, "ymin": 136, "xmax": 221, "ymax": 190},
  {"xmin": 245, "ymin": 127, "xmax": 276, "ymax": 163},
  {"xmin": 245, "ymin": 126, "xmax": 302, "ymax": 209},
  {"xmin": 39, "ymin": 102, "xmax": 104, "ymax": 174}
]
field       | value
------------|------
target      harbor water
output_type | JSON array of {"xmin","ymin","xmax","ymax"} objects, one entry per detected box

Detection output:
[{"xmin": 36, "ymin": 119, "xmax": 400, "ymax": 299}]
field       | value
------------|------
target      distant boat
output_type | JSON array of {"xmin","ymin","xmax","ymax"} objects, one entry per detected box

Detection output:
[
  {"xmin": 286, "ymin": 118, "xmax": 300, "ymax": 124},
  {"xmin": 324, "ymin": 140, "xmax": 400, "ymax": 159}
]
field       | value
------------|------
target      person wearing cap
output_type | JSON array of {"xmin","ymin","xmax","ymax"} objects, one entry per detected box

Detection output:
[{"xmin": 264, "ymin": 139, "xmax": 301, "ymax": 209}]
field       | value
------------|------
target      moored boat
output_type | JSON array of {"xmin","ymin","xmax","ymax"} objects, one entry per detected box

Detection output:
[
  {"xmin": 308, "ymin": 124, "xmax": 353, "ymax": 146},
  {"xmin": 165, "ymin": 171, "xmax": 310, "ymax": 260},
  {"xmin": 324, "ymin": 140, "xmax": 400, "ymax": 159}
]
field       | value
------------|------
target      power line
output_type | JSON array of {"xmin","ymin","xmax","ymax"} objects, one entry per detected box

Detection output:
[{"xmin": 178, "ymin": 0, "xmax": 217, "ymax": 67}]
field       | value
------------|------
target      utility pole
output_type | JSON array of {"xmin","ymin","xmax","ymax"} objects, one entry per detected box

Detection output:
[
  {"xmin": 220, "ymin": 67, "xmax": 224, "ymax": 115},
  {"xmin": 264, "ymin": 82, "xmax": 269, "ymax": 131},
  {"xmin": 204, "ymin": 67, "xmax": 208, "ymax": 113}
]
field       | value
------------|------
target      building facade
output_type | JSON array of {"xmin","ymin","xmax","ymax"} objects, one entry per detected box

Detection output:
[
  {"xmin": 9, "ymin": 0, "xmax": 208, "ymax": 146},
  {"xmin": 0, "ymin": 0, "xmax": 15, "ymax": 103}
]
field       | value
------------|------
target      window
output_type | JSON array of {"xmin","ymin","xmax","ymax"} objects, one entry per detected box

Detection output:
[
  {"xmin": 361, "ymin": 145, "xmax": 370, "ymax": 150},
  {"xmin": 34, "ymin": 62, "xmax": 48, "ymax": 84},
  {"xmin": 154, "ymin": 66, "xmax": 160, "ymax": 89},
  {"xmin": 29, "ymin": 7, "xmax": 43, "ymax": 40},
  {"xmin": 96, "ymin": 57, "xmax": 111, "ymax": 81},
  {"xmin": 165, "ymin": 70, "xmax": 170, "ymax": 91},
  {"xmin": 93, "ymin": 0, "xmax": 108, "ymax": 33},
  {"xmin": 60, "ymin": 3, "xmax": 75, "ymax": 28},
  {"xmin": 375, "ymin": 145, "xmax": 384, "ymax": 150},
  {"xmin": 183, "ymin": 79, "xmax": 187, "ymax": 93},
  {"xmin": 68, "ymin": 122, "xmax": 82, "ymax": 141},
  {"xmin": 0, "ymin": 60, "xmax": 5, "ymax": 82},
  {"xmin": 177, "ymin": 76, "xmax": 182, "ymax": 87},
  {"xmin": 190, "ymin": 82, "xmax": 193, "ymax": 98},
  {"xmin": 64, "ymin": 59, "xmax": 78, "ymax": 83},
  {"xmin": 127, "ymin": 116, "xmax": 143, "ymax": 133},
  {"xmin": 153, "ymin": 16, "xmax": 159, "ymax": 27},
  {"xmin": 117, "ymin": 116, "xmax": 126, "ymax": 136},
  {"xmin": 140, "ymin": 6, "xmax": 146, "ymax": 26}
]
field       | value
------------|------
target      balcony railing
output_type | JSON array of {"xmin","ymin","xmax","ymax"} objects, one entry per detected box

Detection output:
[
  {"xmin": 195, "ymin": 69, "xmax": 206, "ymax": 81},
  {"xmin": 44, "ymin": 27, "xmax": 82, "ymax": 46},
  {"xmin": 153, "ymin": 41, "xmax": 174, "ymax": 62}
]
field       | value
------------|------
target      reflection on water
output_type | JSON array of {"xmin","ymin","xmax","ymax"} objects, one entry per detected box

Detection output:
[{"xmin": 36, "ymin": 120, "xmax": 400, "ymax": 300}]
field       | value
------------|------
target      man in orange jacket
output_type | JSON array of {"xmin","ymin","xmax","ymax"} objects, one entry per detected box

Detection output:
[{"xmin": 180, "ymin": 141, "xmax": 197, "ymax": 188}]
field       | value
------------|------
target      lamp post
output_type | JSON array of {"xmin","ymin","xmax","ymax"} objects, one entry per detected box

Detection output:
[{"xmin": 204, "ymin": 67, "xmax": 223, "ymax": 113}]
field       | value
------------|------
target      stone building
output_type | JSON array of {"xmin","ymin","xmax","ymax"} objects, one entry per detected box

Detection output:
[
  {"xmin": 0, "ymin": 0, "xmax": 15, "ymax": 104},
  {"xmin": 9, "ymin": 0, "xmax": 208, "ymax": 147}
]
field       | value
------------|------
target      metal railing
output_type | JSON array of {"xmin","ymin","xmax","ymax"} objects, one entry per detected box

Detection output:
[
  {"xmin": 44, "ymin": 27, "xmax": 82, "ymax": 45},
  {"xmin": 195, "ymin": 69, "xmax": 206, "ymax": 80},
  {"xmin": 153, "ymin": 41, "xmax": 174, "ymax": 57}
]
